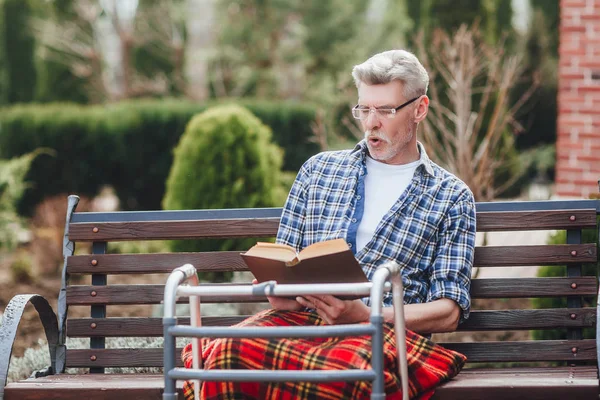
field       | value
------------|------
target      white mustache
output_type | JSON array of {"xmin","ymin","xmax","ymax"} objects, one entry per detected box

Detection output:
[{"xmin": 364, "ymin": 130, "xmax": 390, "ymax": 143}]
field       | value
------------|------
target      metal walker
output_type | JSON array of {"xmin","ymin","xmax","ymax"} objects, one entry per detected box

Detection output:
[{"xmin": 162, "ymin": 261, "xmax": 409, "ymax": 400}]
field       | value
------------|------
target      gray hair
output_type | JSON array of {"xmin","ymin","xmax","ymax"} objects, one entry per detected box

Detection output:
[{"xmin": 351, "ymin": 50, "xmax": 429, "ymax": 99}]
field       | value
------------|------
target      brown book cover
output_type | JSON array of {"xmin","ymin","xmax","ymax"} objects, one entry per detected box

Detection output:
[{"xmin": 241, "ymin": 239, "xmax": 368, "ymax": 299}]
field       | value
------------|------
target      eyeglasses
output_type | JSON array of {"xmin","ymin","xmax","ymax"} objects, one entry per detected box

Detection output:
[{"xmin": 352, "ymin": 96, "xmax": 420, "ymax": 120}]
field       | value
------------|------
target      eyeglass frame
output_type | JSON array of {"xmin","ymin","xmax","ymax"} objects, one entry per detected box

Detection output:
[{"xmin": 352, "ymin": 96, "xmax": 421, "ymax": 120}]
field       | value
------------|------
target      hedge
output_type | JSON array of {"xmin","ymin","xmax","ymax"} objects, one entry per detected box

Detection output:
[{"xmin": 0, "ymin": 98, "xmax": 319, "ymax": 214}]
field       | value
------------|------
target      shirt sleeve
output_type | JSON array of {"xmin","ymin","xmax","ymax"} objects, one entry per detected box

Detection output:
[
  {"xmin": 275, "ymin": 159, "xmax": 311, "ymax": 251},
  {"xmin": 426, "ymin": 192, "xmax": 476, "ymax": 321}
]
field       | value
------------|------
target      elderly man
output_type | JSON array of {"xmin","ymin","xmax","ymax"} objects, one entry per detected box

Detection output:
[
  {"xmin": 271, "ymin": 49, "xmax": 475, "ymax": 334},
  {"xmin": 183, "ymin": 49, "xmax": 475, "ymax": 400}
]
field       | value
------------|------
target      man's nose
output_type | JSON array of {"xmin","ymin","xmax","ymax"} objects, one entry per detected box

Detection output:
[{"xmin": 364, "ymin": 109, "xmax": 381, "ymax": 130}]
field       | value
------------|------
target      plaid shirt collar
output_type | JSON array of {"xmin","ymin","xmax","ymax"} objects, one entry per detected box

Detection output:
[{"xmin": 351, "ymin": 140, "xmax": 436, "ymax": 177}]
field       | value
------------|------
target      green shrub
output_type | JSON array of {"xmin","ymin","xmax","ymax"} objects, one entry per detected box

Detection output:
[
  {"xmin": 0, "ymin": 150, "xmax": 49, "ymax": 250},
  {"xmin": 532, "ymin": 228, "xmax": 598, "ymax": 340},
  {"xmin": 163, "ymin": 105, "xmax": 283, "ymax": 280},
  {"xmin": 0, "ymin": 99, "xmax": 318, "ymax": 214}
]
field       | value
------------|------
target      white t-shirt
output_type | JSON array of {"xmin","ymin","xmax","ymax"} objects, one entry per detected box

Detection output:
[{"xmin": 355, "ymin": 156, "xmax": 420, "ymax": 252}]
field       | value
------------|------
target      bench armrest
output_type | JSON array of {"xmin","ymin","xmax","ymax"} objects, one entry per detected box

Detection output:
[{"xmin": 1, "ymin": 294, "xmax": 60, "ymax": 396}]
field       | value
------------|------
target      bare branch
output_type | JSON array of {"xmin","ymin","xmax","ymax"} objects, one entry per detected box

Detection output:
[
  {"xmin": 309, "ymin": 110, "xmax": 329, "ymax": 151},
  {"xmin": 413, "ymin": 24, "xmax": 536, "ymax": 201}
]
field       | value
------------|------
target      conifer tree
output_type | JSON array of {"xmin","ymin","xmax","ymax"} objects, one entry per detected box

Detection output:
[{"xmin": 163, "ymin": 105, "xmax": 283, "ymax": 267}]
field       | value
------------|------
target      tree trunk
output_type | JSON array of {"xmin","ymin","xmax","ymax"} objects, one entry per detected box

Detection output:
[{"xmin": 184, "ymin": 0, "xmax": 215, "ymax": 101}]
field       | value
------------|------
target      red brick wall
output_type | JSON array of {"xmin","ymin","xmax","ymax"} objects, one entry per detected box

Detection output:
[{"xmin": 556, "ymin": 0, "xmax": 600, "ymax": 198}]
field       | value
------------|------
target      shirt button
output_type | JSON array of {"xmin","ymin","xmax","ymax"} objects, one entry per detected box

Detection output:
[
  {"xmin": 348, "ymin": 243, "xmax": 353, "ymax": 248},
  {"xmin": 356, "ymin": 195, "xmax": 361, "ymax": 200},
  {"xmin": 352, "ymin": 218, "xmax": 357, "ymax": 223}
]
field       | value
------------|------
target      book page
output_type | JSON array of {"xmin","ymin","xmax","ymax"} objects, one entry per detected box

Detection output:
[
  {"xmin": 244, "ymin": 242, "xmax": 297, "ymax": 262},
  {"xmin": 297, "ymin": 238, "xmax": 350, "ymax": 260}
]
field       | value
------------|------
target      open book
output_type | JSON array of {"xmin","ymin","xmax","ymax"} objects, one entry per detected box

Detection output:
[{"xmin": 241, "ymin": 239, "xmax": 369, "ymax": 298}]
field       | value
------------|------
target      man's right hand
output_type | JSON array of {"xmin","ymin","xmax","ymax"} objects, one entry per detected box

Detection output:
[{"xmin": 252, "ymin": 279, "xmax": 304, "ymax": 311}]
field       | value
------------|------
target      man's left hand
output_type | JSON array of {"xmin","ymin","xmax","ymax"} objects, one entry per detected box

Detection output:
[{"xmin": 296, "ymin": 295, "xmax": 370, "ymax": 325}]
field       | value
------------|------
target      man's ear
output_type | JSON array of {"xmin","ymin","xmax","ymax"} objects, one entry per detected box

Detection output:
[{"xmin": 414, "ymin": 96, "xmax": 429, "ymax": 123}]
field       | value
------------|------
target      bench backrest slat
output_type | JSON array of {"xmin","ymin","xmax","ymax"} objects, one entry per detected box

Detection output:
[
  {"xmin": 67, "ymin": 316, "xmax": 249, "ymax": 337},
  {"xmin": 66, "ymin": 252, "xmax": 248, "ymax": 274},
  {"xmin": 64, "ymin": 339, "xmax": 598, "ymax": 369},
  {"xmin": 65, "ymin": 277, "xmax": 598, "ymax": 306},
  {"xmin": 474, "ymin": 244, "xmax": 596, "ymax": 266},
  {"xmin": 459, "ymin": 308, "xmax": 596, "ymax": 330},
  {"xmin": 470, "ymin": 277, "xmax": 596, "ymax": 298},
  {"xmin": 443, "ymin": 339, "xmax": 597, "ymax": 362},
  {"xmin": 64, "ymin": 244, "xmax": 597, "ymax": 275},
  {"xmin": 69, "ymin": 218, "xmax": 280, "ymax": 241},
  {"xmin": 475, "ymin": 209, "xmax": 597, "ymax": 231},
  {"xmin": 67, "ymin": 209, "xmax": 598, "ymax": 242},
  {"xmin": 65, "ymin": 308, "xmax": 597, "ymax": 338}
]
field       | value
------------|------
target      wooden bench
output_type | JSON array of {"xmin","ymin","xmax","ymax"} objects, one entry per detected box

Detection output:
[{"xmin": 2, "ymin": 195, "xmax": 599, "ymax": 399}]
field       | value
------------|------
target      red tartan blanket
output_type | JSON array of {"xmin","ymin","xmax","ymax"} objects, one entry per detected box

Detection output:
[{"xmin": 181, "ymin": 309, "xmax": 466, "ymax": 400}]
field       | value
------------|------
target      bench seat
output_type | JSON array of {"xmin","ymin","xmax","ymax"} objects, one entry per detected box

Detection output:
[
  {"xmin": 432, "ymin": 366, "xmax": 599, "ymax": 399},
  {"xmin": 5, "ymin": 366, "xmax": 598, "ymax": 400}
]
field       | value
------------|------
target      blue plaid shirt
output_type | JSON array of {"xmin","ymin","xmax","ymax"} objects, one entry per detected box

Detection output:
[{"xmin": 276, "ymin": 141, "xmax": 476, "ymax": 320}]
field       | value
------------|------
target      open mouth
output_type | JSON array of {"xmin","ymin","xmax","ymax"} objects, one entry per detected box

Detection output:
[{"xmin": 368, "ymin": 137, "xmax": 383, "ymax": 145}]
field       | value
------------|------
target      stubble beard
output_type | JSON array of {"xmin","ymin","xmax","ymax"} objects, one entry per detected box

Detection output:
[{"xmin": 365, "ymin": 120, "xmax": 415, "ymax": 163}]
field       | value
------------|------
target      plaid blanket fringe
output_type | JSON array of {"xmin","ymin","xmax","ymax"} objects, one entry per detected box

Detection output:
[{"xmin": 181, "ymin": 309, "xmax": 466, "ymax": 400}]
